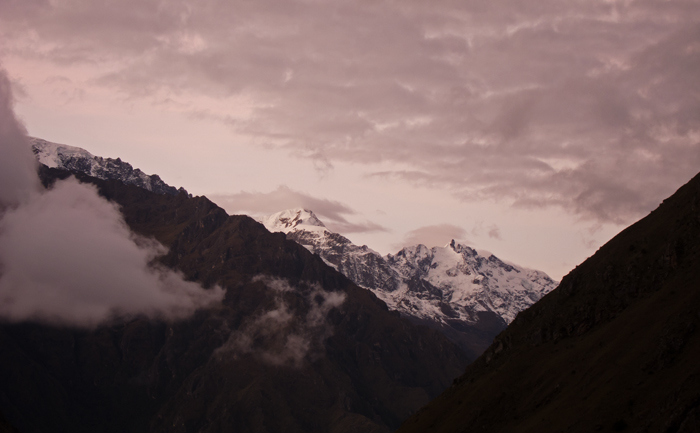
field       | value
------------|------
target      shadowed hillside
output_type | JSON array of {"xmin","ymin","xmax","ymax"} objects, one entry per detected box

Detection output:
[
  {"xmin": 0, "ymin": 167, "xmax": 468, "ymax": 433},
  {"xmin": 397, "ymin": 173, "xmax": 700, "ymax": 432}
]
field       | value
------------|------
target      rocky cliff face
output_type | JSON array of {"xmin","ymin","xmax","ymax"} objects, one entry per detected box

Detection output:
[
  {"xmin": 31, "ymin": 138, "xmax": 187, "ymax": 196},
  {"xmin": 397, "ymin": 172, "xmax": 700, "ymax": 433},
  {"xmin": 261, "ymin": 208, "xmax": 558, "ymax": 359},
  {"xmin": 0, "ymin": 167, "xmax": 469, "ymax": 433}
]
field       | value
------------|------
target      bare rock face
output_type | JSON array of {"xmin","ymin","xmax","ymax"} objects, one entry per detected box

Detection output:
[{"xmin": 261, "ymin": 208, "xmax": 558, "ymax": 359}]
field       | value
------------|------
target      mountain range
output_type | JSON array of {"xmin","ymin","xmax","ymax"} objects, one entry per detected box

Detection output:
[
  {"xmin": 4, "ymin": 138, "xmax": 699, "ymax": 432},
  {"xmin": 260, "ymin": 208, "xmax": 557, "ymax": 359},
  {"xmin": 28, "ymin": 139, "xmax": 558, "ymax": 361}
]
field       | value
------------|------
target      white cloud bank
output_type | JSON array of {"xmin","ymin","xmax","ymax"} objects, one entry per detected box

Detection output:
[{"xmin": 0, "ymin": 67, "xmax": 223, "ymax": 328}]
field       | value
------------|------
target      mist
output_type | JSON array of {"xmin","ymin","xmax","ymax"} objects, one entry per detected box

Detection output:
[
  {"xmin": 0, "ymin": 67, "xmax": 223, "ymax": 328},
  {"xmin": 215, "ymin": 276, "xmax": 345, "ymax": 367}
]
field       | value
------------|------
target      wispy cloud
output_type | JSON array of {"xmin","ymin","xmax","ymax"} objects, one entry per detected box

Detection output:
[
  {"xmin": 214, "ymin": 276, "xmax": 345, "ymax": 367},
  {"xmin": 397, "ymin": 224, "xmax": 470, "ymax": 249},
  {"xmin": 209, "ymin": 185, "xmax": 388, "ymax": 234}
]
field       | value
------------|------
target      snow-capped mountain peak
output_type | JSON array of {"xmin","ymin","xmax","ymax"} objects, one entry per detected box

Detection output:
[
  {"xmin": 30, "ymin": 137, "xmax": 188, "ymax": 196},
  {"xmin": 262, "ymin": 208, "xmax": 557, "ymax": 324},
  {"xmin": 260, "ymin": 208, "xmax": 558, "ymax": 357},
  {"xmin": 33, "ymin": 139, "xmax": 95, "ymax": 168},
  {"xmin": 259, "ymin": 208, "xmax": 326, "ymax": 234}
]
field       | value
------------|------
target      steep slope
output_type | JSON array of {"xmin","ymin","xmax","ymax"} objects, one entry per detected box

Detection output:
[
  {"xmin": 30, "ymin": 138, "xmax": 187, "ymax": 196},
  {"xmin": 0, "ymin": 167, "xmax": 468, "ymax": 433},
  {"xmin": 261, "ymin": 208, "xmax": 557, "ymax": 359},
  {"xmin": 397, "ymin": 172, "xmax": 700, "ymax": 433}
]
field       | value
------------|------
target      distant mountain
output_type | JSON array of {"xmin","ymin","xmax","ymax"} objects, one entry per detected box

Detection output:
[
  {"xmin": 0, "ymin": 166, "xmax": 469, "ymax": 433},
  {"xmin": 397, "ymin": 172, "xmax": 700, "ymax": 432},
  {"xmin": 30, "ymin": 137, "xmax": 188, "ymax": 196},
  {"xmin": 260, "ymin": 208, "xmax": 558, "ymax": 359}
]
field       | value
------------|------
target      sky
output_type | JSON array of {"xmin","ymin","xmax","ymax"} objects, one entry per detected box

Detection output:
[{"xmin": 1, "ymin": 0, "xmax": 699, "ymax": 280}]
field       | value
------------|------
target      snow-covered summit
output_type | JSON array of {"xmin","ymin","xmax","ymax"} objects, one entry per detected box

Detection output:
[
  {"xmin": 33, "ymin": 139, "xmax": 94, "ymax": 168},
  {"xmin": 386, "ymin": 239, "xmax": 556, "ymax": 324},
  {"xmin": 262, "ymin": 208, "xmax": 557, "ymax": 325},
  {"xmin": 259, "ymin": 208, "xmax": 327, "ymax": 233},
  {"xmin": 261, "ymin": 208, "xmax": 558, "ymax": 356},
  {"xmin": 30, "ymin": 138, "xmax": 188, "ymax": 196}
]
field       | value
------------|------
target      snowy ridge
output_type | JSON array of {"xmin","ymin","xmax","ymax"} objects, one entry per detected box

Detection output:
[
  {"xmin": 261, "ymin": 209, "xmax": 558, "ymax": 326},
  {"xmin": 259, "ymin": 209, "xmax": 399, "ymax": 289},
  {"xmin": 31, "ymin": 138, "xmax": 188, "ymax": 196},
  {"xmin": 385, "ymin": 240, "xmax": 556, "ymax": 324}
]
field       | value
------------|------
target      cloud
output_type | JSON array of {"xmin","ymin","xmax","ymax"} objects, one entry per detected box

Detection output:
[
  {"xmin": 0, "ymin": 68, "xmax": 39, "ymax": 207},
  {"xmin": 209, "ymin": 185, "xmax": 388, "ymax": 234},
  {"xmin": 214, "ymin": 276, "xmax": 345, "ymax": 367},
  {"xmin": 327, "ymin": 220, "xmax": 388, "ymax": 235},
  {"xmin": 472, "ymin": 221, "xmax": 502, "ymax": 240},
  {"xmin": 0, "ymin": 67, "xmax": 223, "ymax": 328},
  {"xmin": 398, "ymin": 224, "xmax": 469, "ymax": 249},
  {"xmin": 2, "ymin": 1, "xmax": 700, "ymax": 224},
  {"xmin": 487, "ymin": 225, "xmax": 502, "ymax": 240}
]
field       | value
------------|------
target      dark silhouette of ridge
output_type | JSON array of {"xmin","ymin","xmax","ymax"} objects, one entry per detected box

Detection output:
[
  {"xmin": 397, "ymin": 171, "xmax": 700, "ymax": 432},
  {"xmin": 0, "ymin": 166, "xmax": 468, "ymax": 433}
]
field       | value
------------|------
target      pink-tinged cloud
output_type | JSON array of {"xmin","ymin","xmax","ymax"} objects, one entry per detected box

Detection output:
[
  {"xmin": 471, "ymin": 221, "xmax": 502, "ymax": 240},
  {"xmin": 487, "ymin": 225, "xmax": 502, "ymax": 240},
  {"xmin": 398, "ymin": 224, "xmax": 470, "ymax": 249},
  {"xmin": 1, "ymin": 0, "xmax": 699, "ymax": 225},
  {"xmin": 209, "ymin": 185, "xmax": 388, "ymax": 234}
]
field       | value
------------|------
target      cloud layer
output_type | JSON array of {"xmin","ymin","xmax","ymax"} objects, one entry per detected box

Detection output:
[
  {"xmin": 0, "ymin": 68, "xmax": 223, "ymax": 328},
  {"xmin": 1, "ymin": 0, "xmax": 699, "ymax": 225}
]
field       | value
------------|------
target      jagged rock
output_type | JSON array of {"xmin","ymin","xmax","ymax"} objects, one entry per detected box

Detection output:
[{"xmin": 31, "ymin": 138, "xmax": 187, "ymax": 196}]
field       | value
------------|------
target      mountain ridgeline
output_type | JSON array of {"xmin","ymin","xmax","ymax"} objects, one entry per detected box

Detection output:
[
  {"xmin": 31, "ymin": 138, "xmax": 188, "ymax": 197},
  {"xmin": 397, "ymin": 172, "xmax": 700, "ymax": 432},
  {"xmin": 28, "ymin": 139, "xmax": 558, "ymax": 362},
  {"xmin": 260, "ymin": 208, "xmax": 557, "ymax": 360},
  {"xmin": 0, "ymin": 165, "xmax": 469, "ymax": 432},
  {"xmin": 6, "ymin": 139, "xmax": 699, "ymax": 432}
]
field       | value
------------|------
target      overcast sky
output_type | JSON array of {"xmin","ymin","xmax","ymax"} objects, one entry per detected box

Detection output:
[{"xmin": 2, "ymin": 0, "xmax": 699, "ymax": 280}]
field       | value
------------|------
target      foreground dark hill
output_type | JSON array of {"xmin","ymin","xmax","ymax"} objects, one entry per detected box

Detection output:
[
  {"xmin": 397, "ymin": 173, "xmax": 700, "ymax": 433},
  {"xmin": 0, "ymin": 167, "xmax": 468, "ymax": 433}
]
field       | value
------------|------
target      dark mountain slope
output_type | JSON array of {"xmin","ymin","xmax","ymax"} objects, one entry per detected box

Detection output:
[
  {"xmin": 397, "ymin": 171, "xmax": 700, "ymax": 433},
  {"xmin": 0, "ymin": 167, "xmax": 468, "ymax": 433}
]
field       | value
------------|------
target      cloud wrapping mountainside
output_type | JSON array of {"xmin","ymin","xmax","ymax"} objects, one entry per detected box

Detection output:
[{"xmin": 0, "ymin": 68, "xmax": 223, "ymax": 327}]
